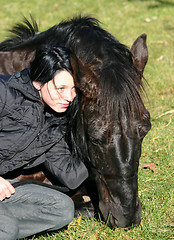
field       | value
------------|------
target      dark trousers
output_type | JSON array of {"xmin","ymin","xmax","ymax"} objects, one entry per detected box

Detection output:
[{"xmin": 0, "ymin": 181, "xmax": 74, "ymax": 240}]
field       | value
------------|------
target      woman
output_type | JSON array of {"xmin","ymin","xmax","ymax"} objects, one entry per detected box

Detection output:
[{"xmin": 0, "ymin": 45, "xmax": 88, "ymax": 239}]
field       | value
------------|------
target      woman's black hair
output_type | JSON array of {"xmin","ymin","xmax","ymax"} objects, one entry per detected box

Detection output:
[
  {"xmin": 30, "ymin": 45, "xmax": 83, "ymax": 161},
  {"xmin": 30, "ymin": 45, "xmax": 73, "ymax": 84}
]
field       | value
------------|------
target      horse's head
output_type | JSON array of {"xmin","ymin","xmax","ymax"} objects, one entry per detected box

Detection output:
[{"xmin": 71, "ymin": 29, "xmax": 151, "ymax": 228}]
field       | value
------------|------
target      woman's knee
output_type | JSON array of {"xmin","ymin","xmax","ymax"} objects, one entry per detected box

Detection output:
[
  {"xmin": 61, "ymin": 195, "xmax": 74, "ymax": 223},
  {"xmin": 52, "ymin": 193, "xmax": 74, "ymax": 229}
]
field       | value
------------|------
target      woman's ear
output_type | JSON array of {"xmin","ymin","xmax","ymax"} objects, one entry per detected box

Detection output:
[{"xmin": 33, "ymin": 81, "xmax": 41, "ymax": 90}]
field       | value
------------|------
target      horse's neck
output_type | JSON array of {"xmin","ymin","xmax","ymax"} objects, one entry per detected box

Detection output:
[{"xmin": 0, "ymin": 50, "xmax": 35, "ymax": 74}]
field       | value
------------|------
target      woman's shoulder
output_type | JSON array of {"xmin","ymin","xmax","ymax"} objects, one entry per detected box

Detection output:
[
  {"xmin": 7, "ymin": 69, "xmax": 30, "ymax": 84},
  {"xmin": 0, "ymin": 74, "xmax": 11, "ymax": 82}
]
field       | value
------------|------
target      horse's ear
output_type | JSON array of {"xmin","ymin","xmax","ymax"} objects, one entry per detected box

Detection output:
[{"xmin": 130, "ymin": 33, "xmax": 148, "ymax": 75}]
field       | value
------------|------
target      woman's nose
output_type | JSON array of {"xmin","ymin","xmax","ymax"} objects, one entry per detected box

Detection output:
[{"xmin": 64, "ymin": 89, "xmax": 76, "ymax": 102}]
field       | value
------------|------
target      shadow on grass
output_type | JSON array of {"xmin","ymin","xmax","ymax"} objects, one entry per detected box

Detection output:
[{"xmin": 127, "ymin": 0, "xmax": 174, "ymax": 8}]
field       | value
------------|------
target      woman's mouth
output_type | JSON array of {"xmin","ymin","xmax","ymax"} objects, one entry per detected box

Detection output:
[{"xmin": 60, "ymin": 103, "xmax": 69, "ymax": 108}]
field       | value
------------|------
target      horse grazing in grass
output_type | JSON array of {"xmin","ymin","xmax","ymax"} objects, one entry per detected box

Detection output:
[{"xmin": 0, "ymin": 16, "xmax": 151, "ymax": 228}]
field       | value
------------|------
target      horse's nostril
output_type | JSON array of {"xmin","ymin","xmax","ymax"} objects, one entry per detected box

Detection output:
[{"xmin": 109, "ymin": 211, "xmax": 141, "ymax": 229}]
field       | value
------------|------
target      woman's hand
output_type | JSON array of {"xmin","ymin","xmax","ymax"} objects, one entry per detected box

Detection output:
[{"xmin": 0, "ymin": 177, "xmax": 15, "ymax": 201}]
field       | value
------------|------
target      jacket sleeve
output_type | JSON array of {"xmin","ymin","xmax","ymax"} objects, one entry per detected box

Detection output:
[{"xmin": 44, "ymin": 137, "xmax": 89, "ymax": 189}]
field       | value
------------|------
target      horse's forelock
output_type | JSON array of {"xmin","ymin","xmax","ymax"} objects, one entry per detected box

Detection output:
[
  {"xmin": 99, "ymin": 56, "xmax": 144, "ymax": 120},
  {"xmin": 72, "ymin": 30, "xmax": 146, "ymax": 127},
  {"xmin": 67, "ymin": 18, "xmax": 146, "ymax": 124}
]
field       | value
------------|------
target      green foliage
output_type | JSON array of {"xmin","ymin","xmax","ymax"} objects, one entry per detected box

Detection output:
[{"xmin": 0, "ymin": 0, "xmax": 173, "ymax": 239}]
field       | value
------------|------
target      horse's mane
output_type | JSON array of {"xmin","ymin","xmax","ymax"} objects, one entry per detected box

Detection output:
[
  {"xmin": 0, "ymin": 15, "xmax": 100, "ymax": 51},
  {"xmin": 0, "ymin": 15, "xmax": 39, "ymax": 50}
]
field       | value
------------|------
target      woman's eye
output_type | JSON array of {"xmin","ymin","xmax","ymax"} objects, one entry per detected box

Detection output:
[{"xmin": 57, "ymin": 87, "xmax": 64, "ymax": 92}]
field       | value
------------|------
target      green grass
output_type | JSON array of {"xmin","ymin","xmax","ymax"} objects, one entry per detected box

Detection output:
[{"xmin": 0, "ymin": 0, "xmax": 173, "ymax": 239}]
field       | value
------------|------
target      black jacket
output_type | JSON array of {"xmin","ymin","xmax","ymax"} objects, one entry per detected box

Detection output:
[{"xmin": 0, "ymin": 69, "xmax": 88, "ymax": 189}]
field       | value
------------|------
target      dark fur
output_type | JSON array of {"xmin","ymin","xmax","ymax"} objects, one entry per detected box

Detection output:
[{"xmin": 0, "ymin": 15, "xmax": 151, "ymax": 228}]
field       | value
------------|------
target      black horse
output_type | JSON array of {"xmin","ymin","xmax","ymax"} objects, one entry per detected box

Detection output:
[{"xmin": 0, "ymin": 15, "xmax": 151, "ymax": 228}]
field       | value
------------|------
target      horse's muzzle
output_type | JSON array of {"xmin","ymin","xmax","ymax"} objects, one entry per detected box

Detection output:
[{"xmin": 99, "ymin": 197, "xmax": 142, "ymax": 229}]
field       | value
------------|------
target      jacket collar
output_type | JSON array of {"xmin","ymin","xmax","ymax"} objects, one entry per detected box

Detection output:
[{"xmin": 8, "ymin": 68, "xmax": 42, "ymax": 102}]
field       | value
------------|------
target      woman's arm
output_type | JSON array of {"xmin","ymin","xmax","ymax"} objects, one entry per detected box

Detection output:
[{"xmin": 44, "ymin": 137, "xmax": 88, "ymax": 190}]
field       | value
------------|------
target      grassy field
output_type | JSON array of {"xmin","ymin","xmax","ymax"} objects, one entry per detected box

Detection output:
[{"xmin": 0, "ymin": 0, "xmax": 173, "ymax": 239}]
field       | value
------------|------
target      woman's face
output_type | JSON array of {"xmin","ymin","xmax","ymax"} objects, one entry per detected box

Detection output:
[{"xmin": 33, "ymin": 70, "xmax": 76, "ymax": 113}]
